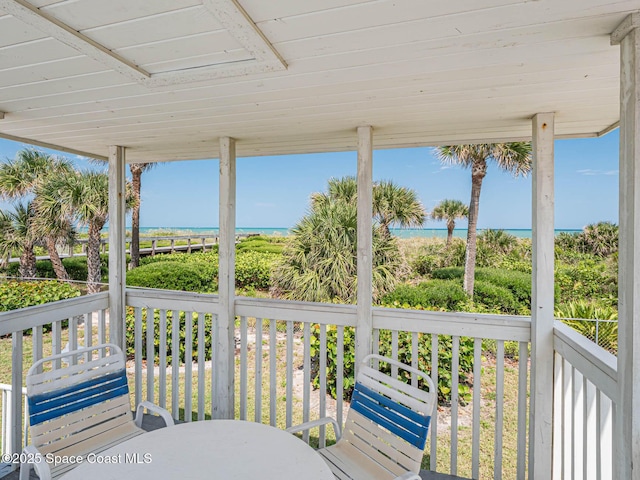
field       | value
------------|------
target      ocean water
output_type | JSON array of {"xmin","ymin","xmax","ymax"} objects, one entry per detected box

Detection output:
[{"xmin": 135, "ymin": 227, "xmax": 581, "ymax": 239}]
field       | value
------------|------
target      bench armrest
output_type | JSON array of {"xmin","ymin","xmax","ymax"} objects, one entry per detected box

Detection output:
[
  {"xmin": 135, "ymin": 400, "xmax": 175, "ymax": 428},
  {"xmin": 19, "ymin": 445, "xmax": 51, "ymax": 480},
  {"xmin": 286, "ymin": 417, "xmax": 342, "ymax": 441},
  {"xmin": 394, "ymin": 472, "xmax": 421, "ymax": 480}
]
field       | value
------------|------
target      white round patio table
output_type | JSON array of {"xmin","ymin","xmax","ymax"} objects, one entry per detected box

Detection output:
[{"xmin": 60, "ymin": 420, "xmax": 334, "ymax": 480}]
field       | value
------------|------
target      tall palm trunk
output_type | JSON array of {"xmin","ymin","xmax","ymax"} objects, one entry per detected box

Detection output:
[
  {"xmin": 45, "ymin": 236, "xmax": 70, "ymax": 281},
  {"xmin": 463, "ymin": 160, "xmax": 487, "ymax": 296},
  {"xmin": 86, "ymin": 222, "xmax": 103, "ymax": 293},
  {"xmin": 446, "ymin": 220, "xmax": 454, "ymax": 246},
  {"xmin": 129, "ymin": 165, "xmax": 142, "ymax": 269},
  {"xmin": 19, "ymin": 243, "xmax": 37, "ymax": 278}
]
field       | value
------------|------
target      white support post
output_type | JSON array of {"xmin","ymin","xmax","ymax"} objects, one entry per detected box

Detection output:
[
  {"xmin": 215, "ymin": 137, "xmax": 236, "ymax": 419},
  {"xmin": 529, "ymin": 112, "xmax": 555, "ymax": 479},
  {"xmin": 355, "ymin": 126, "xmax": 373, "ymax": 369},
  {"xmin": 108, "ymin": 146, "xmax": 126, "ymax": 349},
  {"xmin": 611, "ymin": 13, "xmax": 640, "ymax": 479}
]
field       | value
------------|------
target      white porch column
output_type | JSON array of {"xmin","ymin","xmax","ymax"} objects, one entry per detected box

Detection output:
[
  {"xmin": 215, "ymin": 137, "xmax": 236, "ymax": 419},
  {"xmin": 612, "ymin": 13, "xmax": 640, "ymax": 479},
  {"xmin": 108, "ymin": 145, "xmax": 126, "ymax": 349},
  {"xmin": 355, "ymin": 126, "xmax": 373, "ymax": 369},
  {"xmin": 529, "ymin": 112, "xmax": 555, "ymax": 479}
]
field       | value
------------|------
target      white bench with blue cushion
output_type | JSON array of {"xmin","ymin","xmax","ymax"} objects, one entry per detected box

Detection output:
[
  {"xmin": 288, "ymin": 354, "xmax": 437, "ymax": 480},
  {"xmin": 19, "ymin": 343, "xmax": 173, "ymax": 480}
]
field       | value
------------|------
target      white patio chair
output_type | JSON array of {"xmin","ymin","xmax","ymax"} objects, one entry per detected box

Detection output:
[
  {"xmin": 19, "ymin": 343, "xmax": 174, "ymax": 480},
  {"xmin": 287, "ymin": 353, "xmax": 437, "ymax": 480}
]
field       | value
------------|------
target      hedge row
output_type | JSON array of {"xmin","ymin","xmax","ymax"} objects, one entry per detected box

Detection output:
[{"xmin": 128, "ymin": 250, "xmax": 279, "ymax": 292}]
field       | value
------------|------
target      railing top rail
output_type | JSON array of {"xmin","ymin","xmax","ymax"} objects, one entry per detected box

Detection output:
[
  {"xmin": 373, "ymin": 306, "xmax": 532, "ymax": 341},
  {"xmin": 235, "ymin": 296, "xmax": 357, "ymax": 325},
  {"xmin": 0, "ymin": 292, "xmax": 109, "ymax": 337},
  {"xmin": 126, "ymin": 287, "xmax": 221, "ymax": 312},
  {"xmin": 0, "ymin": 383, "xmax": 27, "ymax": 394},
  {"xmin": 554, "ymin": 321, "xmax": 618, "ymax": 400}
]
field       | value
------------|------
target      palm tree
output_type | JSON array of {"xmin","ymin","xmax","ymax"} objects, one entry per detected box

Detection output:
[
  {"xmin": 373, "ymin": 180, "xmax": 426, "ymax": 236},
  {"xmin": 128, "ymin": 163, "xmax": 156, "ymax": 268},
  {"xmin": 312, "ymin": 176, "xmax": 426, "ymax": 237},
  {"xmin": 0, "ymin": 202, "xmax": 37, "ymax": 278},
  {"xmin": 273, "ymin": 193, "xmax": 400, "ymax": 303},
  {"xmin": 0, "ymin": 149, "xmax": 74, "ymax": 280},
  {"xmin": 431, "ymin": 199, "xmax": 469, "ymax": 245},
  {"xmin": 435, "ymin": 143, "xmax": 531, "ymax": 296},
  {"xmin": 38, "ymin": 170, "xmax": 134, "ymax": 293}
]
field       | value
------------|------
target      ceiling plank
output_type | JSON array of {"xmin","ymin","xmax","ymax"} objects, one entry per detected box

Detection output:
[{"xmin": 0, "ymin": 0, "xmax": 151, "ymax": 81}]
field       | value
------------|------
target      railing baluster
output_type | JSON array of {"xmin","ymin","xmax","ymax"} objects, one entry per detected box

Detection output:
[
  {"xmin": 372, "ymin": 328, "xmax": 379, "ymax": 356},
  {"xmin": 11, "ymin": 331, "xmax": 23, "ymax": 455},
  {"xmin": 255, "ymin": 317, "xmax": 263, "ymax": 423},
  {"xmin": 32, "ymin": 325, "xmax": 43, "ymax": 374},
  {"xmin": 303, "ymin": 322, "xmax": 311, "ymax": 443},
  {"xmin": 211, "ymin": 313, "xmax": 218, "ymax": 417},
  {"xmin": 319, "ymin": 323, "xmax": 327, "ymax": 447},
  {"xmin": 52, "ymin": 320, "xmax": 62, "ymax": 369},
  {"xmin": 596, "ymin": 389, "xmax": 602, "ymax": 480},
  {"xmin": 171, "ymin": 310, "xmax": 179, "ymax": 421},
  {"xmin": 146, "ymin": 309, "xmax": 155, "ymax": 404},
  {"xmin": 285, "ymin": 320, "xmax": 293, "ymax": 428},
  {"xmin": 450, "ymin": 335, "xmax": 459, "ymax": 476},
  {"xmin": 159, "ymin": 309, "xmax": 167, "ymax": 409},
  {"xmin": 585, "ymin": 379, "xmax": 596, "ymax": 480},
  {"xmin": 84, "ymin": 312, "xmax": 92, "ymax": 352},
  {"xmin": 134, "ymin": 307, "xmax": 143, "ymax": 408},
  {"xmin": 411, "ymin": 332, "xmax": 418, "ymax": 388},
  {"xmin": 517, "ymin": 341, "xmax": 528, "ymax": 480},
  {"xmin": 494, "ymin": 340, "xmax": 504, "ymax": 480},
  {"xmin": 185, "ymin": 311, "xmax": 193, "ymax": 422},
  {"xmin": 472, "ymin": 337, "xmax": 481, "ymax": 479},
  {"xmin": 69, "ymin": 315, "xmax": 78, "ymax": 364},
  {"xmin": 197, "ymin": 312, "xmax": 205, "ymax": 421},
  {"xmin": 269, "ymin": 318, "xmax": 277, "ymax": 427},
  {"xmin": 336, "ymin": 325, "xmax": 344, "ymax": 429},
  {"xmin": 430, "ymin": 333, "xmax": 438, "ymax": 471},
  {"xmin": 240, "ymin": 316, "xmax": 248, "ymax": 421},
  {"xmin": 573, "ymin": 367, "xmax": 584, "ymax": 479},
  {"xmin": 98, "ymin": 309, "xmax": 106, "ymax": 351},
  {"xmin": 391, "ymin": 330, "xmax": 398, "ymax": 378},
  {"xmin": 563, "ymin": 359, "xmax": 572, "ymax": 479}
]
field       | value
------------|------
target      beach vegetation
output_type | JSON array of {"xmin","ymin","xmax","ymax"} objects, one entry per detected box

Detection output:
[
  {"xmin": 431, "ymin": 199, "xmax": 468, "ymax": 245},
  {"xmin": 435, "ymin": 143, "xmax": 532, "ymax": 296}
]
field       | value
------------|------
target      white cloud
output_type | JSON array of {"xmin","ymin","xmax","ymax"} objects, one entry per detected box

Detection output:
[{"xmin": 577, "ymin": 169, "xmax": 618, "ymax": 176}]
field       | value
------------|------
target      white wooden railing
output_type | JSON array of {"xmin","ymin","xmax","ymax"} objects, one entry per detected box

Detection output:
[
  {"xmin": 553, "ymin": 321, "xmax": 617, "ymax": 480},
  {"xmin": 1, "ymin": 288, "xmax": 618, "ymax": 479},
  {"xmin": 127, "ymin": 289, "xmax": 532, "ymax": 479},
  {"xmin": 0, "ymin": 292, "xmax": 110, "ymax": 455},
  {"xmin": 0, "ymin": 384, "xmax": 27, "ymax": 456}
]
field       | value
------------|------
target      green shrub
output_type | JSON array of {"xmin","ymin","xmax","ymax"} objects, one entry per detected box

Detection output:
[
  {"xmin": 236, "ymin": 236, "xmax": 285, "ymax": 254},
  {"xmin": 125, "ymin": 308, "xmax": 212, "ymax": 363},
  {"xmin": 431, "ymin": 267, "xmax": 463, "ymax": 281},
  {"xmin": 0, "ymin": 280, "xmax": 81, "ymax": 312},
  {"xmin": 126, "ymin": 262, "xmax": 215, "ymax": 292},
  {"xmin": 475, "ymin": 269, "xmax": 532, "ymax": 307},
  {"xmin": 381, "ymin": 280, "xmax": 467, "ymax": 311},
  {"xmin": 473, "ymin": 280, "xmax": 520, "ymax": 314},
  {"xmin": 309, "ymin": 324, "xmax": 473, "ymax": 405},
  {"xmin": 412, "ymin": 239, "xmax": 465, "ymax": 275},
  {"xmin": 235, "ymin": 251, "xmax": 278, "ymax": 289},
  {"xmin": 555, "ymin": 257, "xmax": 617, "ymax": 303},
  {"xmin": 2, "ymin": 256, "xmax": 110, "ymax": 282}
]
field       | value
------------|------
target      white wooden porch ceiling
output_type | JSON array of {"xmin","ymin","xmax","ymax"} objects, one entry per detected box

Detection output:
[{"xmin": 0, "ymin": 0, "xmax": 636, "ymax": 162}]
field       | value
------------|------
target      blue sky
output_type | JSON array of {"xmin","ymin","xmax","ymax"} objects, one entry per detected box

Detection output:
[{"xmin": 0, "ymin": 131, "xmax": 619, "ymax": 230}]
